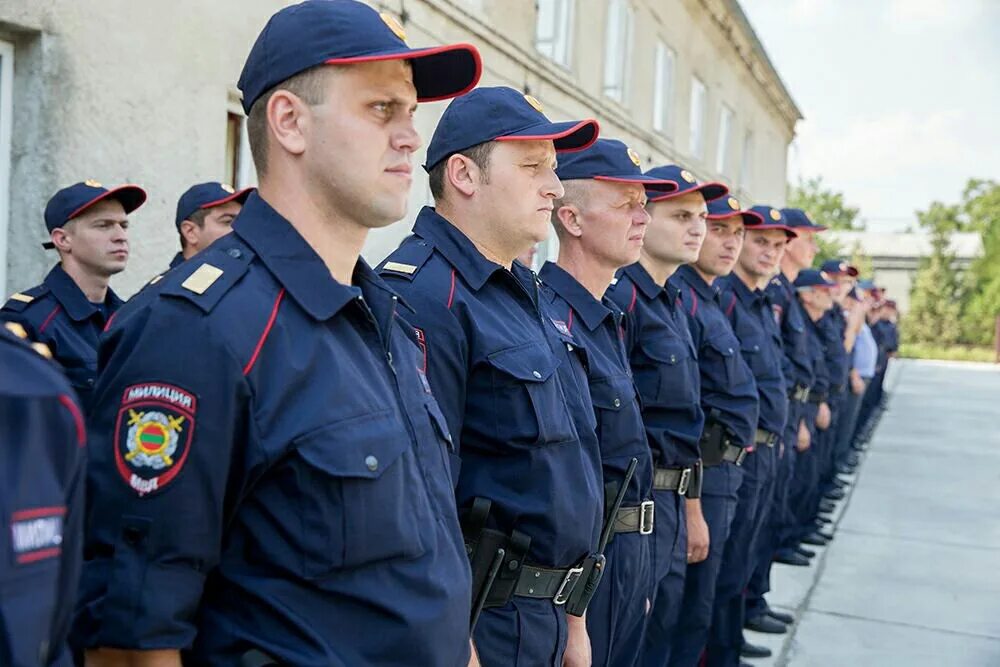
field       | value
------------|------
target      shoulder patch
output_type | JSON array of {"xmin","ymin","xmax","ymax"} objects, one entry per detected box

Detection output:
[
  {"xmin": 161, "ymin": 243, "xmax": 253, "ymax": 314},
  {"xmin": 8, "ymin": 292, "xmax": 33, "ymax": 304},
  {"xmin": 3, "ymin": 285, "xmax": 49, "ymax": 313},
  {"xmin": 4, "ymin": 321, "xmax": 27, "ymax": 339},
  {"xmin": 379, "ymin": 241, "xmax": 434, "ymax": 281}
]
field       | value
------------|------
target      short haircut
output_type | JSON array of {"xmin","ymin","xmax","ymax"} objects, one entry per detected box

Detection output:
[
  {"xmin": 427, "ymin": 141, "xmax": 496, "ymax": 201},
  {"xmin": 179, "ymin": 208, "xmax": 211, "ymax": 249},
  {"xmin": 246, "ymin": 65, "xmax": 335, "ymax": 176},
  {"xmin": 550, "ymin": 180, "xmax": 591, "ymax": 239}
]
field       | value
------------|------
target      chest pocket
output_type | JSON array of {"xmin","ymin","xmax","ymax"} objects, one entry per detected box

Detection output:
[
  {"xmin": 634, "ymin": 336, "xmax": 698, "ymax": 408},
  {"xmin": 295, "ymin": 409, "xmax": 432, "ymax": 575},
  {"xmin": 739, "ymin": 335, "xmax": 774, "ymax": 379},
  {"xmin": 590, "ymin": 375, "xmax": 645, "ymax": 459},
  {"xmin": 486, "ymin": 341, "xmax": 576, "ymax": 448},
  {"xmin": 704, "ymin": 334, "xmax": 745, "ymax": 386}
]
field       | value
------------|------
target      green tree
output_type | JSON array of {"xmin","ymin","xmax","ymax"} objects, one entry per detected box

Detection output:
[
  {"xmin": 787, "ymin": 176, "xmax": 865, "ymax": 265},
  {"xmin": 906, "ymin": 203, "xmax": 964, "ymax": 344},
  {"xmin": 958, "ymin": 179, "xmax": 1000, "ymax": 344}
]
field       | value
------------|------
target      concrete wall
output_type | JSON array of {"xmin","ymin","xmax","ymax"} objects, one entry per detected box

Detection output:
[{"xmin": 0, "ymin": 0, "xmax": 798, "ymax": 297}]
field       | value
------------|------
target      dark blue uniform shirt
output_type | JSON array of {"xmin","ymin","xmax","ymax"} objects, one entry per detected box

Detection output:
[
  {"xmin": 718, "ymin": 274, "xmax": 788, "ymax": 438},
  {"xmin": 75, "ymin": 194, "xmax": 472, "ymax": 666},
  {"xmin": 606, "ymin": 263, "xmax": 703, "ymax": 468},
  {"xmin": 671, "ymin": 265, "xmax": 759, "ymax": 448},
  {"xmin": 1, "ymin": 326, "xmax": 86, "ymax": 667},
  {"xmin": 803, "ymin": 308, "xmax": 830, "ymax": 397},
  {"xmin": 2, "ymin": 264, "xmax": 123, "ymax": 409},
  {"xmin": 539, "ymin": 262, "xmax": 653, "ymax": 506},
  {"xmin": 820, "ymin": 308, "xmax": 850, "ymax": 391},
  {"xmin": 765, "ymin": 273, "xmax": 815, "ymax": 391},
  {"xmin": 379, "ymin": 207, "xmax": 603, "ymax": 569}
]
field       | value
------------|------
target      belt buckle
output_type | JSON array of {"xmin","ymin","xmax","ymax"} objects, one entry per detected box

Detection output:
[
  {"xmin": 734, "ymin": 448, "xmax": 748, "ymax": 466},
  {"xmin": 639, "ymin": 500, "xmax": 655, "ymax": 535},
  {"xmin": 677, "ymin": 468, "xmax": 691, "ymax": 496},
  {"xmin": 553, "ymin": 566, "xmax": 585, "ymax": 605}
]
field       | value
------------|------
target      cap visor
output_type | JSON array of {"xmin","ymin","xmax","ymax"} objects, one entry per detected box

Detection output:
[
  {"xmin": 647, "ymin": 181, "xmax": 729, "ymax": 203},
  {"xmin": 66, "ymin": 184, "xmax": 147, "ymax": 221},
  {"xmin": 496, "ymin": 119, "xmax": 600, "ymax": 153},
  {"xmin": 745, "ymin": 221, "xmax": 798, "ymax": 238},
  {"xmin": 326, "ymin": 43, "xmax": 482, "ymax": 102},
  {"xmin": 199, "ymin": 187, "xmax": 254, "ymax": 211},
  {"xmin": 594, "ymin": 175, "xmax": 678, "ymax": 192}
]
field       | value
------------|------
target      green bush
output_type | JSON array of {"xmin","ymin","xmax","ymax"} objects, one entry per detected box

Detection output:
[{"xmin": 898, "ymin": 343, "xmax": 995, "ymax": 363}]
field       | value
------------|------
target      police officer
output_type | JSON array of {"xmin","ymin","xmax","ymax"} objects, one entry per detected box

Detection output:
[
  {"xmin": 669, "ymin": 178, "xmax": 759, "ymax": 667},
  {"xmin": 744, "ymin": 207, "xmax": 825, "ymax": 635},
  {"xmin": 539, "ymin": 139, "xmax": 677, "ymax": 666},
  {"xmin": 379, "ymin": 86, "xmax": 603, "ymax": 666},
  {"xmin": 1, "ymin": 181, "xmax": 146, "ymax": 409},
  {"xmin": 74, "ymin": 2, "xmax": 482, "ymax": 664},
  {"xmin": 0, "ymin": 322, "xmax": 86, "ymax": 667},
  {"xmin": 606, "ymin": 164, "xmax": 709, "ymax": 667},
  {"xmin": 709, "ymin": 204, "xmax": 796, "ymax": 666},
  {"xmin": 168, "ymin": 182, "xmax": 253, "ymax": 269}
]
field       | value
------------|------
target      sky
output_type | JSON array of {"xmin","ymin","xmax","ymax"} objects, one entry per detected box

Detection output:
[{"xmin": 740, "ymin": 0, "xmax": 1000, "ymax": 231}]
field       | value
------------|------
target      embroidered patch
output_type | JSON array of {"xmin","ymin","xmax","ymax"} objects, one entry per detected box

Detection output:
[
  {"xmin": 524, "ymin": 94, "xmax": 545, "ymax": 113},
  {"xmin": 550, "ymin": 318, "xmax": 572, "ymax": 337},
  {"xmin": 114, "ymin": 383, "xmax": 197, "ymax": 497},
  {"xmin": 380, "ymin": 12, "xmax": 407, "ymax": 41},
  {"xmin": 414, "ymin": 327, "xmax": 428, "ymax": 375},
  {"xmin": 10, "ymin": 507, "xmax": 65, "ymax": 565},
  {"xmin": 728, "ymin": 197, "xmax": 740, "ymax": 210},
  {"xmin": 771, "ymin": 303, "xmax": 783, "ymax": 326},
  {"xmin": 627, "ymin": 147, "xmax": 641, "ymax": 166},
  {"xmin": 221, "ymin": 183, "xmax": 235, "ymax": 193},
  {"xmin": 769, "ymin": 208, "xmax": 782, "ymax": 221},
  {"xmin": 680, "ymin": 170, "xmax": 696, "ymax": 183}
]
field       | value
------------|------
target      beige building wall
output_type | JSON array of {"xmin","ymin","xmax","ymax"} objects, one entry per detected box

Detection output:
[{"xmin": 0, "ymin": 0, "xmax": 799, "ymax": 298}]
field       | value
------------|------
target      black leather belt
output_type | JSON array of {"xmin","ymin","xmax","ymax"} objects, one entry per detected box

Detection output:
[
  {"xmin": 719, "ymin": 443, "xmax": 748, "ymax": 466},
  {"xmin": 755, "ymin": 428, "xmax": 778, "ymax": 448},
  {"xmin": 808, "ymin": 390, "xmax": 828, "ymax": 404},
  {"xmin": 652, "ymin": 466, "xmax": 691, "ymax": 494},
  {"xmin": 613, "ymin": 501, "xmax": 655, "ymax": 535},
  {"xmin": 788, "ymin": 384, "xmax": 810, "ymax": 403},
  {"xmin": 514, "ymin": 563, "xmax": 585, "ymax": 604}
]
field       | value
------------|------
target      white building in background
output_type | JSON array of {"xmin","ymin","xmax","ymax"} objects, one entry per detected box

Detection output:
[
  {"xmin": 828, "ymin": 231, "xmax": 983, "ymax": 314},
  {"xmin": 0, "ymin": 0, "xmax": 800, "ymax": 297}
]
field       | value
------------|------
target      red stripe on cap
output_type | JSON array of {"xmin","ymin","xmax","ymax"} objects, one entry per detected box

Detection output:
[
  {"xmin": 243, "ymin": 288, "xmax": 285, "ymax": 376},
  {"xmin": 198, "ymin": 188, "xmax": 254, "ymax": 211},
  {"xmin": 66, "ymin": 184, "xmax": 147, "ymax": 221},
  {"xmin": 495, "ymin": 119, "xmax": 601, "ymax": 153}
]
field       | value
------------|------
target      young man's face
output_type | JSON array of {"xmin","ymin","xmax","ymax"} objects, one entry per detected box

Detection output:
[
  {"xmin": 695, "ymin": 214, "xmax": 745, "ymax": 278},
  {"xmin": 474, "ymin": 139, "xmax": 563, "ymax": 252},
  {"xmin": 182, "ymin": 200, "xmax": 242, "ymax": 256},
  {"xmin": 643, "ymin": 191, "xmax": 707, "ymax": 268},
  {"xmin": 55, "ymin": 199, "xmax": 130, "ymax": 277},
  {"xmin": 304, "ymin": 60, "xmax": 420, "ymax": 229},
  {"xmin": 784, "ymin": 229, "xmax": 819, "ymax": 269},
  {"xmin": 802, "ymin": 287, "xmax": 834, "ymax": 312},
  {"xmin": 563, "ymin": 179, "xmax": 649, "ymax": 269},
  {"xmin": 738, "ymin": 228, "xmax": 788, "ymax": 282}
]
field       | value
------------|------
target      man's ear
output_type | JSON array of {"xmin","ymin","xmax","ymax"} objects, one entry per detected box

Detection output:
[
  {"xmin": 179, "ymin": 220, "xmax": 200, "ymax": 248},
  {"xmin": 554, "ymin": 204, "xmax": 584, "ymax": 239},
  {"xmin": 267, "ymin": 89, "xmax": 310, "ymax": 158},
  {"xmin": 445, "ymin": 153, "xmax": 481, "ymax": 198},
  {"xmin": 51, "ymin": 227, "xmax": 72, "ymax": 253}
]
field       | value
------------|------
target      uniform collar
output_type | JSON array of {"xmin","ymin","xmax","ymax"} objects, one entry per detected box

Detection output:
[
  {"xmin": 726, "ymin": 273, "xmax": 762, "ymax": 307},
  {"xmin": 233, "ymin": 192, "xmax": 407, "ymax": 322},
  {"xmin": 412, "ymin": 207, "xmax": 508, "ymax": 291},
  {"xmin": 168, "ymin": 252, "xmax": 185, "ymax": 269},
  {"xmin": 43, "ymin": 263, "xmax": 121, "ymax": 322},
  {"xmin": 538, "ymin": 261, "xmax": 613, "ymax": 331},
  {"xmin": 620, "ymin": 262, "xmax": 665, "ymax": 300},
  {"xmin": 674, "ymin": 264, "xmax": 719, "ymax": 302}
]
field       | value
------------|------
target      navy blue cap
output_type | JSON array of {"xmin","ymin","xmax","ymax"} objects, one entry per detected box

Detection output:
[
  {"xmin": 554, "ymin": 139, "xmax": 676, "ymax": 191},
  {"xmin": 820, "ymin": 259, "xmax": 859, "ymax": 277},
  {"xmin": 644, "ymin": 165, "xmax": 728, "ymax": 203},
  {"xmin": 238, "ymin": 0, "xmax": 482, "ymax": 115},
  {"xmin": 175, "ymin": 183, "xmax": 254, "ymax": 228},
  {"xmin": 794, "ymin": 269, "xmax": 837, "ymax": 289},
  {"xmin": 424, "ymin": 86, "xmax": 599, "ymax": 171},
  {"xmin": 42, "ymin": 180, "xmax": 147, "ymax": 249},
  {"xmin": 780, "ymin": 208, "xmax": 827, "ymax": 231},
  {"xmin": 857, "ymin": 278, "xmax": 876, "ymax": 291},
  {"xmin": 706, "ymin": 196, "xmax": 764, "ymax": 227},
  {"xmin": 745, "ymin": 205, "xmax": 798, "ymax": 237}
]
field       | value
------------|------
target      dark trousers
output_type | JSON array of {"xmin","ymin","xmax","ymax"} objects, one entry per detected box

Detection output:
[
  {"xmin": 475, "ymin": 597, "xmax": 568, "ymax": 667},
  {"xmin": 640, "ymin": 489, "xmax": 686, "ymax": 667},
  {"xmin": 785, "ymin": 402, "xmax": 821, "ymax": 546},
  {"xmin": 668, "ymin": 463, "xmax": 744, "ymax": 667},
  {"xmin": 588, "ymin": 531, "xmax": 654, "ymax": 667},
  {"xmin": 705, "ymin": 444, "xmax": 777, "ymax": 667},
  {"xmin": 836, "ymin": 380, "xmax": 870, "ymax": 463}
]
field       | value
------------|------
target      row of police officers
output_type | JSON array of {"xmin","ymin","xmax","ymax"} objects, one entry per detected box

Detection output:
[{"xmin": 1, "ymin": 1, "xmax": 899, "ymax": 665}]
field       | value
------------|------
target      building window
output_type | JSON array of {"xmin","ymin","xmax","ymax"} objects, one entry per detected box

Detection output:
[
  {"xmin": 716, "ymin": 104, "xmax": 734, "ymax": 175},
  {"xmin": 225, "ymin": 110, "xmax": 256, "ymax": 188},
  {"xmin": 603, "ymin": 0, "xmax": 633, "ymax": 103},
  {"xmin": 689, "ymin": 76, "xmax": 707, "ymax": 159},
  {"xmin": 652, "ymin": 41, "xmax": 675, "ymax": 135},
  {"xmin": 535, "ymin": 0, "xmax": 575, "ymax": 67},
  {"xmin": 740, "ymin": 130, "xmax": 754, "ymax": 189},
  {"xmin": 0, "ymin": 40, "xmax": 13, "ymax": 294}
]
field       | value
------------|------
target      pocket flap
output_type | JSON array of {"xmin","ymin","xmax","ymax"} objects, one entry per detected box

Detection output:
[
  {"xmin": 590, "ymin": 375, "xmax": 636, "ymax": 411},
  {"xmin": 296, "ymin": 410, "xmax": 411, "ymax": 480},
  {"xmin": 487, "ymin": 341, "xmax": 560, "ymax": 383},
  {"xmin": 638, "ymin": 338, "xmax": 688, "ymax": 365},
  {"xmin": 705, "ymin": 336, "xmax": 737, "ymax": 357}
]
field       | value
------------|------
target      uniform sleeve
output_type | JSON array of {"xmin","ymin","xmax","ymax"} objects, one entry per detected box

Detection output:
[
  {"xmin": 382, "ymin": 281, "xmax": 470, "ymax": 452},
  {"xmin": 74, "ymin": 298, "xmax": 251, "ymax": 650}
]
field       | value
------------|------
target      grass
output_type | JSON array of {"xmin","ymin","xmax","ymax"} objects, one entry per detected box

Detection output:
[{"xmin": 898, "ymin": 342, "xmax": 996, "ymax": 363}]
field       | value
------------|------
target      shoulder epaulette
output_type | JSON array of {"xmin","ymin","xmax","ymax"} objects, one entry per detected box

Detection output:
[
  {"xmin": 160, "ymin": 243, "xmax": 254, "ymax": 313},
  {"xmin": 378, "ymin": 241, "xmax": 435, "ymax": 282},
  {"xmin": 2, "ymin": 284, "xmax": 50, "ymax": 313}
]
